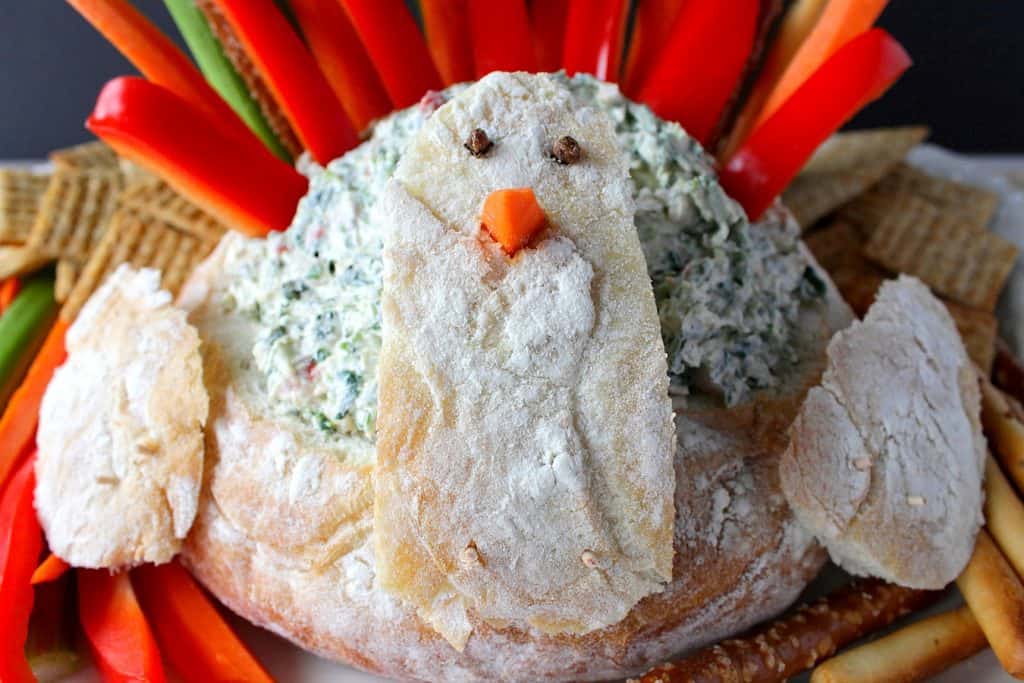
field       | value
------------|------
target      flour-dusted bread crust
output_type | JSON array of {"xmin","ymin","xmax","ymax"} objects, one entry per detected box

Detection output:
[
  {"xmin": 781, "ymin": 275, "xmax": 986, "ymax": 589},
  {"xmin": 374, "ymin": 72, "xmax": 676, "ymax": 647},
  {"xmin": 35, "ymin": 265, "xmax": 207, "ymax": 569},
  {"xmin": 177, "ymin": 229, "xmax": 850, "ymax": 681}
]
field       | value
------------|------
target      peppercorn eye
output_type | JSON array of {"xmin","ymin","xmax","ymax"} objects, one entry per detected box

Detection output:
[
  {"xmin": 551, "ymin": 136, "xmax": 581, "ymax": 165},
  {"xmin": 465, "ymin": 128, "xmax": 494, "ymax": 157}
]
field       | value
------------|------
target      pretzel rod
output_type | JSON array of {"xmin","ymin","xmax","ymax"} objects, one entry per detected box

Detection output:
[
  {"xmin": 633, "ymin": 579, "xmax": 937, "ymax": 683},
  {"xmin": 980, "ymin": 379, "xmax": 1024, "ymax": 494},
  {"xmin": 810, "ymin": 606, "xmax": 987, "ymax": 683},
  {"xmin": 955, "ymin": 529, "xmax": 1024, "ymax": 676},
  {"xmin": 986, "ymin": 455, "xmax": 1024, "ymax": 578}
]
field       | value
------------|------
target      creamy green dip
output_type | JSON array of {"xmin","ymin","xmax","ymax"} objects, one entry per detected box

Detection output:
[{"xmin": 223, "ymin": 74, "xmax": 821, "ymax": 439}]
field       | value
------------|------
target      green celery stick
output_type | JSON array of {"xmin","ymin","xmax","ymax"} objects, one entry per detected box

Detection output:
[
  {"xmin": 0, "ymin": 275, "xmax": 58, "ymax": 408},
  {"xmin": 163, "ymin": 0, "xmax": 292, "ymax": 162}
]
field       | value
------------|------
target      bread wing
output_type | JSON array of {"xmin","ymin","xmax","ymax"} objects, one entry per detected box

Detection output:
[{"xmin": 36, "ymin": 265, "xmax": 207, "ymax": 568}]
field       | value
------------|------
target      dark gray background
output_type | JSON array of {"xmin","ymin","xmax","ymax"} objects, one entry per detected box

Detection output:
[{"xmin": 1, "ymin": 2, "xmax": 1022, "ymax": 158}]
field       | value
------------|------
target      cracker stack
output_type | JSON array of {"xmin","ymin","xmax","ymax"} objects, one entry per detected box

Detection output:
[
  {"xmin": 795, "ymin": 131, "xmax": 1017, "ymax": 373},
  {"xmin": 0, "ymin": 169, "xmax": 50, "ymax": 246},
  {"xmin": 61, "ymin": 179, "xmax": 225, "ymax": 321},
  {"xmin": 783, "ymin": 127, "xmax": 930, "ymax": 231},
  {"xmin": 0, "ymin": 140, "xmax": 226, "ymax": 319}
]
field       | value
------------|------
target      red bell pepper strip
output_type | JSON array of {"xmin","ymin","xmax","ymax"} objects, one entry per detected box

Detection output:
[
  {"xmin": 289, "ymin": 0, "xmax": 392, "ymax": 132},
  {"xmin": 468, "ymin": 0, "xmax": 537, "ymax": 77},
  {"xmin": 420, "ymin": 0, "xmax": 475, "ymax": 86},
  {"xmin": 340, "ymin": 0, "xmax": 443, "ymax": 108},
  {"xmin": 720, "ymin": 29, "xmax": 911, "ymax": 221},
  {"xmin": 66, "ymin": 0, "xmax": 256, "ymax": 148},
  {"xmin": 719, "ymin": 0, "xmax": 830, "ymax": 161},
  {"xmin": 636, "ymin": 0, "xmax": 759, "ymax": 147},
  {"xmin": 88, "ymin": 77, "xmax": 308, "ymax": 237},
  {"xmin": 752, "ymin": 0, "xmax": 889, "ymax": 132},
  {"xmin": 528, "ymin": 0, "xmax": 570, "ymax": 72},
  {"xmin": 134, "ymin": 562, "xmax": 274, "ymax": 683},
  {"xmin": 208, "ymin": 0, "xmax": 358, "ymax": 165},
  {"xmin": 79, "ymin": 569, "xmax": 167, "ymax": 683},
  {"xmin": 561, "ymin": 0, "xmax": 629, "ymax": 82},
  {"xmin": 0, "ymin": 318, "xmax": 67, "ymax": 495},
  {"xmin": 0, "ymin": 456, "xmax": 43, "ymax": 683},
  {"xmin": 31, "ymin": 553, "xmax": 70, "ymax": 585},
  {"xmin": 622, "ymin": 0, "xmax": 685, "ymax": 95},
  {"xmin": 0, "ymin": 278, "xmax": 21, "ymax": 315}
]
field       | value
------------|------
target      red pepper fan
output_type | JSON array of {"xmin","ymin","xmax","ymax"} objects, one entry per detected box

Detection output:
[{"xmin": 0, "ymin": 0, "xmax": 910, "ymax": 678}]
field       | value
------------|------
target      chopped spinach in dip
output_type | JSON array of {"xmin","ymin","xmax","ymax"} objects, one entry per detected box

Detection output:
[{"xmin": 223, "ymin": 74, "xmax": 821, "ymax": 440}]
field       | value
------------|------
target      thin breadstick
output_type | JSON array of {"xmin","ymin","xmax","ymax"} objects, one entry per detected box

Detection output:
[
  {"xmin": 980, "ymin": 379, "xmax": 1024, "ymax": 494},
  {"xmin": 634, "ymin": 579, "xmax": 937, "ymax": 683},
  {"xmin": 810, "ymin": 606, "xmax": 986, "ymax": 683},
  {"xmin": 986, "ymin": 455, "xmax": 1024, "ymax": 578},
  {"xmin": 955, "ymin": 528, "xmax": 1024, "ymax": 676}
]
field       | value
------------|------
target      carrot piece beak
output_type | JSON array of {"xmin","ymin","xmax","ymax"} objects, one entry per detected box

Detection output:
[{"xmin": 481, "ymin": 188, "xmax": 547, "ymax": 255}]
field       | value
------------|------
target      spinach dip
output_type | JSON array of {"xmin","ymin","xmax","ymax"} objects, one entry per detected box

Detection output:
[{"xmin": 221, "ymin": 74, "xmax": 822, "ymax": 440}]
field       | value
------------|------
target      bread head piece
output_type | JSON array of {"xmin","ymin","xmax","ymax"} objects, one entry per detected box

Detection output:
[
  {"xmin": 36, "ymin": 264, "xmax": 208, "ymax": 569},
  {"xmin": 780, "ymin": 275, "xmax": 985, "ymax": 589},
  {"xmin": 374, "ymin": 71, "xmax": 677, "ymax": 648}
]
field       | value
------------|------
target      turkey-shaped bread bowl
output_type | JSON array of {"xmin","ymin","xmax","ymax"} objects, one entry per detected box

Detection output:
[{"xmin": 144, "ymin": 72, "xmax": 850, "ymax": 681}]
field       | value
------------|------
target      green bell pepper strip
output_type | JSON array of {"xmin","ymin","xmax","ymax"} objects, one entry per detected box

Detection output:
[
  {"xmin": 163, "ymin": 0, "xmax": 291, "ymax": 162},
  {"xmin": 0, "ymin": 275, "xmax": 57, "ymax": 411}
]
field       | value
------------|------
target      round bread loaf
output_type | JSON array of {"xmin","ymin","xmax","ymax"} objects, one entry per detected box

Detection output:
[{"xmin": 176, "ymin": 235, "xmax": 852, "ymax": 682}]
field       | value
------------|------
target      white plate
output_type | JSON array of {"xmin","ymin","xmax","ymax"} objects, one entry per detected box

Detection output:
[{"xmin": 30, "ymin": 148, "xmax": 1024, "ymax": 682}]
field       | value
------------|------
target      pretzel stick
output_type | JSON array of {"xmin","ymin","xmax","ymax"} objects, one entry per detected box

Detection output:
[
  {"xmin": 956, "ymin": 528, "xmax": 1024, "ymax": 676},
  {"xmin": 810, "ymin": 606, "xmax": 987, "ymax": 683},
  {"xmin": 986, "ymin": 455, "xmax": 1024, "ymax": 578},
  {"xmin": 980, "ymin": 379, "xmax": 1024, "ymax": 494},
  {"xmin": 633, "ymin": 579, "xmax": 937, "ymax": 683}
]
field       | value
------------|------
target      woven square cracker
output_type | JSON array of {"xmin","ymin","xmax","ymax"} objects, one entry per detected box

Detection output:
[
  {"xmin": 61, "ymin": 204, "xmax": 218, "ymax": 321},
  {"xmin": 785, "ymin": 160, "xmax": 893, "ymax": 231},
  {"xmin": 864, "ymin": 201, "xmax": 1017, "ymax": 311},
  {"xmin": 26, "ymin": 167, "xmax": 124, "ymax": 263},
  {"xmin": 785, "ymin": 127, "xmax": 929, "ymax": 231},
  {"xmin": 49, "ymin": 141, "xmax": 118, "ymax": 172},
  {"xmin": 837, "ymin": 189, "xmax": 957, "ymax": 240},
  {"xmin": 805, "ymin": 220, "xmax": 890, "ymax": 317},
  {"xmin": 0, "ymin": 169, "xmax": 50, "ymax": 244},
  {"xmin": 117, "ymin": 180, "xmax": 226, "ymax": 243},
  {"xmin": 945, "ymin": 300, "xmax": 997, "ymax": 373},
  {"xmin": 875, "ymin": 162, "xmax": 1001, "ymax": 228}
]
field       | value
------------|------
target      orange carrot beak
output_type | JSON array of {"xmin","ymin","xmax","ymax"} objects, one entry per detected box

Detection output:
[{"xmin": 480, "ymin": 187, "xmax": 547, "ymax": 255}]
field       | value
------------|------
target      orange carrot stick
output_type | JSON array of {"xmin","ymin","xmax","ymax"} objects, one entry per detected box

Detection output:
[
  {"xmin": 752, "ymin": 0, "xmax": 889, "ymax": 130},
  {"xmin": 481, "ymin": 187, "xmax": 547, "ymax": 255},
  {"xmin": 79, "ymin": 569, "xmax": 167, "ymax": 682},
  {"xmin": 421, "ymin": 0, "xmax": 475, "ymax": 86},
  {"xmin": 287, "ymin": 0, "xmax": 393, "ymax": 131},
  {"xmin": 720, "ymin": 0, "xmax": 829, "ymax": 160},
  {"xmin": 66, "ymin": 0, "xmax": 254, "ymax": 146},
  {"xmin": 0, "ymin": 319, "xmax": 68, "ymax": 494},
  {"xmin": 31, "ymin": 553, "xmax": 70, "ymax": 586},
  {"xmin": 0, "ymin": 278, "xmax": 21, "ymax": 315},
  {"xmin": 134, "ymin": 562, "xmax": 274, "ymax": 683}
]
